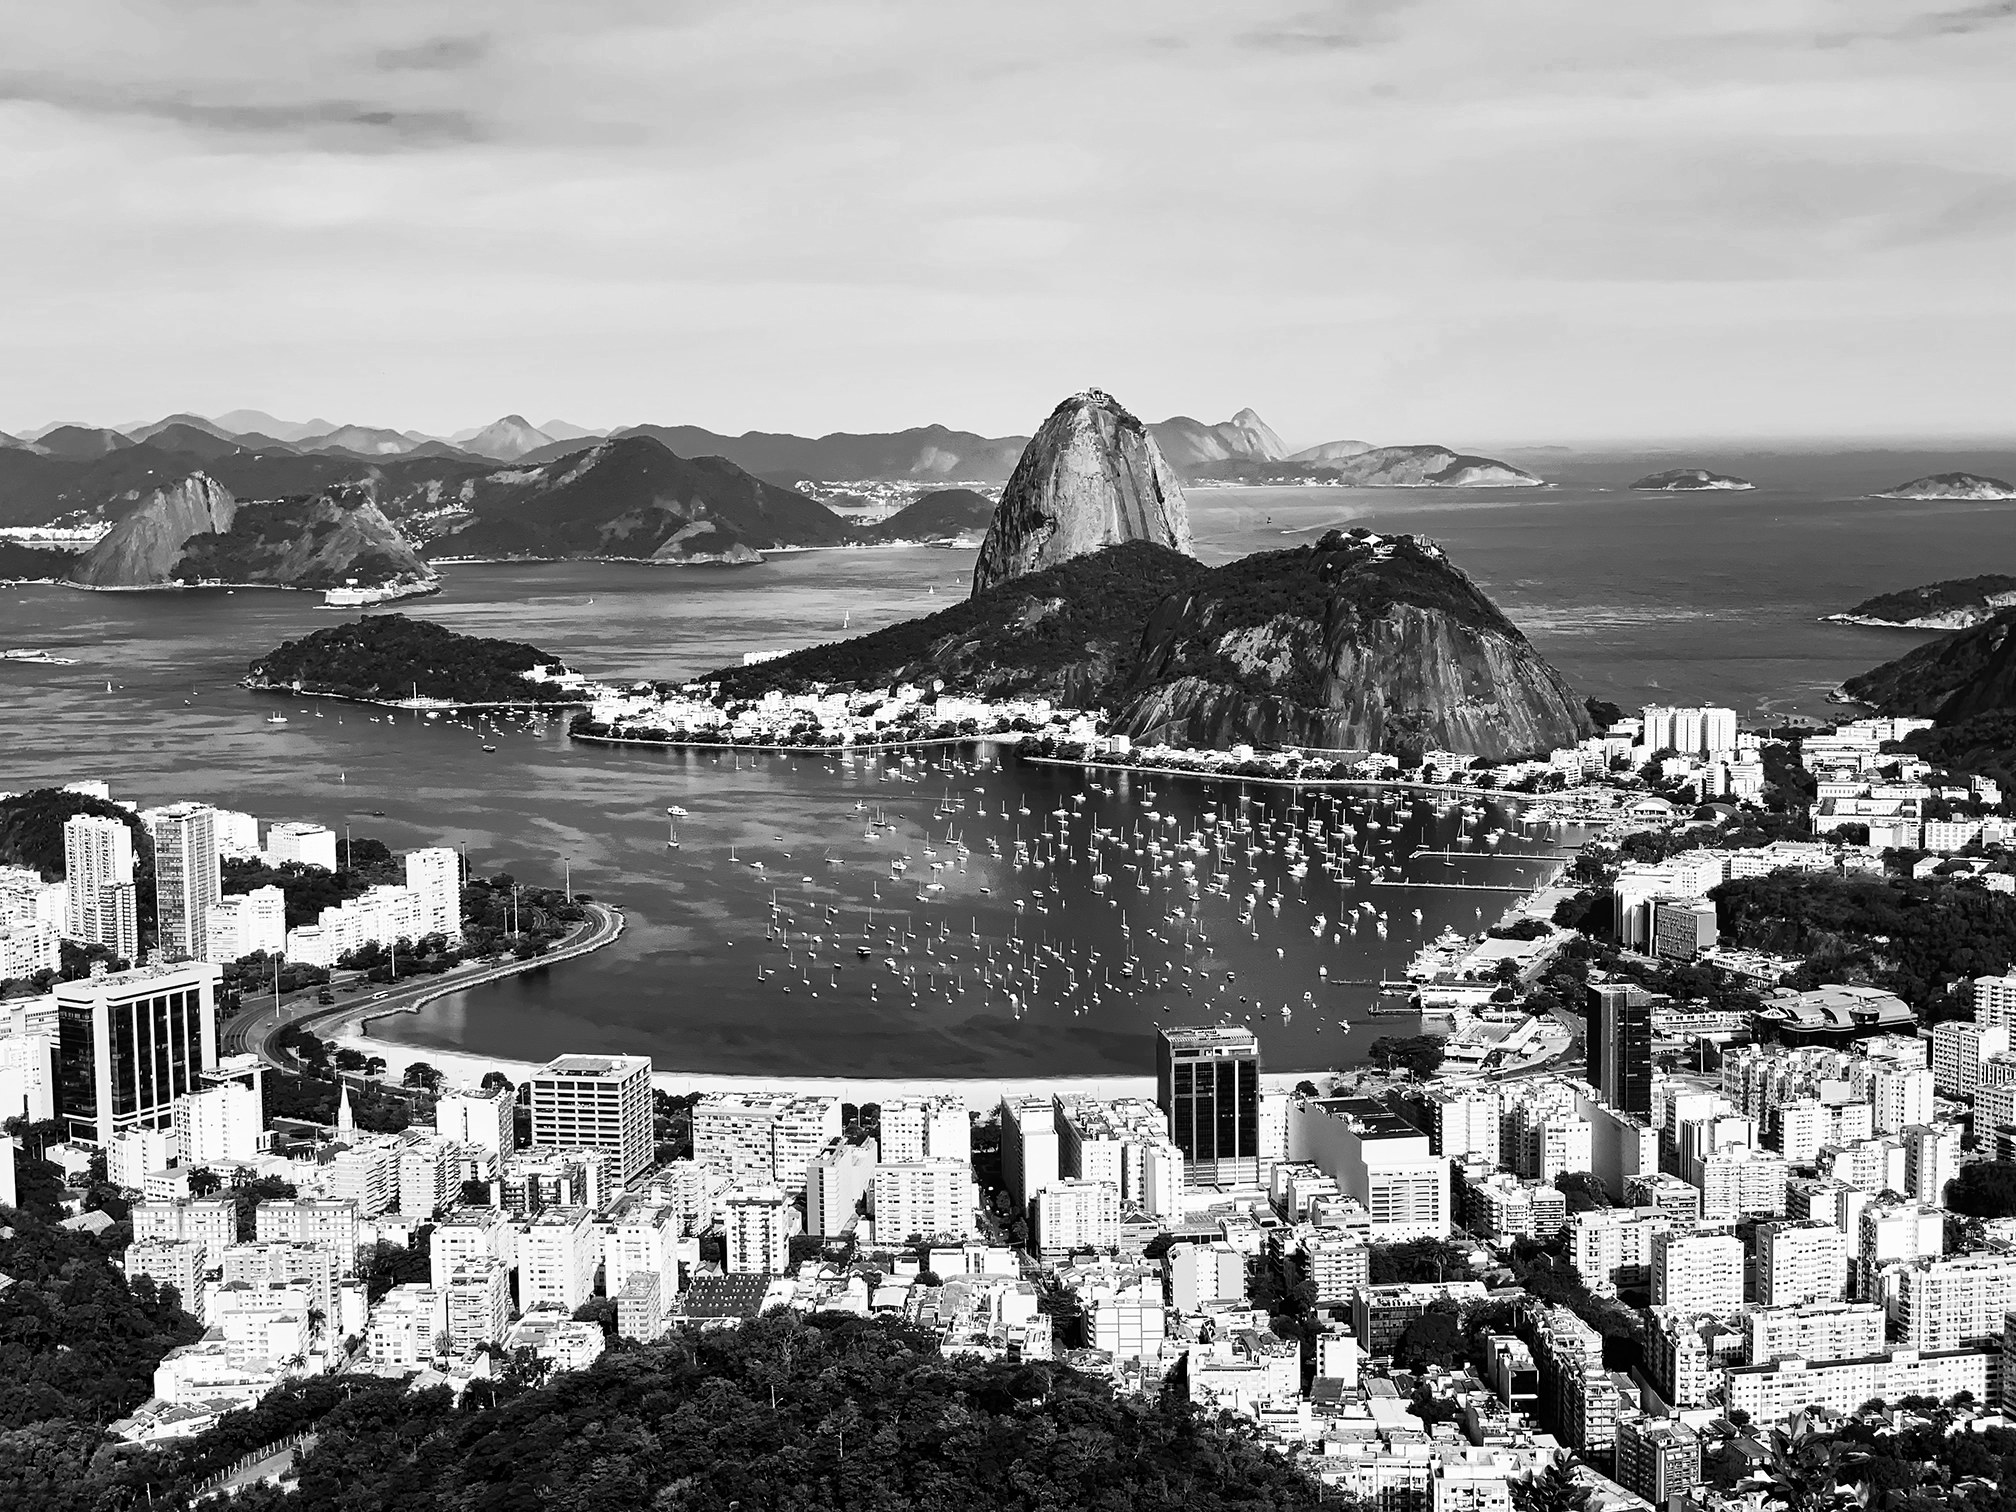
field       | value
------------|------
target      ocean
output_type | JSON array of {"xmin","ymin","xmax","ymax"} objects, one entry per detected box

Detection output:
[{"xmin": 4, "ymin": 446, "xmax": 2013, "ymax": 1075}]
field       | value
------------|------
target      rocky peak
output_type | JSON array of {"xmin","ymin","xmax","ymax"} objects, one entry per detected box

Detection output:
[
  {"xmin": 971, "ymin": 389, "xmax": 1192, "ymax": 594},
  {"xmin": 69, "ymin": 474, "xmax": 238, "ymax": 586}
]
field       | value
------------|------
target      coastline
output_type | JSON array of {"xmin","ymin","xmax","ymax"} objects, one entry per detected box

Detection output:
[
  {"xmin": 243, "ymin": 679, "xmax": 589, "ymax": 713},
  {"xmin": 568, "ymin": 730, "xmax": 1000, "ymax": 755}
]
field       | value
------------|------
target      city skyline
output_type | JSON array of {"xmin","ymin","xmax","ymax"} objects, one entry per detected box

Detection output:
[{"xmin": 6, "ymin": 1, "xmax": 2014, "ymax": 445}]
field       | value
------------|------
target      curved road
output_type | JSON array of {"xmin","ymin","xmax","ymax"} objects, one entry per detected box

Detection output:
[{"xmin": 222, "ymin": 902, "xmax": 625, "ymax": 1071}]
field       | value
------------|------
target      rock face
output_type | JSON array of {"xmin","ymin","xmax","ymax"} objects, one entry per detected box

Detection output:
[
  {"xmin": 1631, "ymin": 468, "xmax": 1753, "ymax": 491},
  {"xmin": 1875, "ymin": 472, "xmax": 2016, "ymax": 501},
  {"xmin": 68, "ymin": 474, "xmax": 238, "ymax": 585},
  {"xmin": 67, "ymin": 476, "xmax": 431, "ymax": 589},
  {"xmin": 972, "ymin": 390, "xmax": 1192, "ymax": 594},
  {"xmin": 1117, "ymin": 528, "xmax": 1590, "ymax": 760}
]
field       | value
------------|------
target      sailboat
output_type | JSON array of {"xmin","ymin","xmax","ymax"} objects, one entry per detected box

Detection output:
[{"xmin": 667, "ymin": 817, "xmax": 681, "ymax": 849}]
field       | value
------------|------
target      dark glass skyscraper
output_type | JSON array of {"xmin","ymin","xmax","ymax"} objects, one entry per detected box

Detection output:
[
  {"xmin": 1157, "ymin": 1025, "xmax": 1260, "ymax": 1187},
  {"xmin": 55, "ymin": 961, "xmax": 221, "ymax": 1143},
  {"xmin": 1588, "ymin": 982, "xmax": 1655, "ymax": 1118}
]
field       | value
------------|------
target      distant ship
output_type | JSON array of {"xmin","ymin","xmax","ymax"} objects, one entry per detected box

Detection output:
[
  {"xmin": 3, "ymin": 648, "xmax": 79, "ymax": 665},
  {"xmin": 264, "ymin": 713, "xmax": 288, "ymax": 725}
]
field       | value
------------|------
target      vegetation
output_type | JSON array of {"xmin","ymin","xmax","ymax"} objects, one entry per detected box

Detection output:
[
  {"xmin": 1365, "ymin": 1035, "xmax": 1446, "ymax": 1077},
  {"xmin": 1944, "ymin": 1161, "xmax": 2016, "ymax": 1219},
  {"xmin": 854, "ymin": 487, "xmax": 995, "ymax": 543},
  {"xmin": 171, "ymin": 488, "xmax": 426, "ymax": 589},
  {"xmin": 1890, "ymin": 713, "xmax": 2016, "ymax": 796},
  {"xmin": 1839, "ymin": 574, "xmax": 2016, "ymax": 626},
  {"xmin": 245, "ymin": 614, "xmax": 584, "ymax": 706},
  {"xmin": 0, "ymin": 541, "xmax": 79, "ymax": 580},
  {"xmin": 221, "ymin": 835, "xmax": 400, "ymax": 928},
  {"xmin": 0, "ymin": 786, "xmax": 153, "ymax": 888}
]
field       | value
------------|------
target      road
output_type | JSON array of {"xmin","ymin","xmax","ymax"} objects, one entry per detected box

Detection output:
[{"xmin": 221, "ymin": 901, "xmax": 625, "ymax": 1071}]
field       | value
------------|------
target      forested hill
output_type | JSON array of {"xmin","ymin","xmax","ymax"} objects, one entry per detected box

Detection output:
[
  {"xmin": 13, "ymin": 1312, "xmax": 1325, "ymax": 1511},
  {"xmin": 0, "ymin": 788, "xmax": 152, "ymax": 882},
  {"xmin": 244, "ymin": 615, "xmax": 586, "ymax": 705}
]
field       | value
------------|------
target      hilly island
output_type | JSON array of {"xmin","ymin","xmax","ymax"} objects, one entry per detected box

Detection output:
[{"xmin": 245, "ymin": 615, "xmax": 588, "ymax": 707}]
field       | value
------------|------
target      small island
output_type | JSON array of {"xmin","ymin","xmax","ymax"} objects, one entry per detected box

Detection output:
[
  {"xmin": 244, "ymin": 613, "xmax": 593, "ymax": 708},
  {"xmin": 1629, "ymin": 467, "xmax": 1754, "ymax": 491},
  {"xmin": 1874, "ymin": 471, "xmax": 2016, "ymax": 501},
  {"xmin": 1825, "ymin": 573, "xmax": 2016, "ymax": 630}
]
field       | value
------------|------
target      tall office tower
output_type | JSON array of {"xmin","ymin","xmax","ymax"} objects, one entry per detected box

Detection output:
[
  {"xmin": 723, "ymin": 1185, "xmax": 792, "ymax": 1274},
  {"xmin": 63, "ymin": 814, "xmax": 139, "ymax": 961},
  {"xmin": 404, "ymin": 847, "xmax": 462, "ymax": 940},
  {"xmin": 436, "ymin": 1085, "xmax": 516, "ymax": 1155},
  {"xmin": 1000, "ymin": 1093, "xmax": 1060, "ymax": 1211},
  {"xmin": 55, "ymin": 960, "xmax": 221, "ymax": 1143},
  {"xmin": 526, "ymin": 1053, "xmax": 653, "ymax": 1184},
  {"xmin": 152, "ymin": 803, "xmax": 220, "ymax": 961},
  {"xmin": 1588, "ymin": 984, "xmax": 1655, "ymax": 1118},
  {"xmin": 1157, "ymin": 1025, "xmax": 1261, "ymax": 1187}
]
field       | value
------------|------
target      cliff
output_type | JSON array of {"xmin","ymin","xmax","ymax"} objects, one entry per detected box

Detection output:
[
  {"xmin": 1826, "ymin": 574, "xmax": 2016, "ymax": 631},
  {"xmin": 173, "ymin": 486, "xmax": 433, "ymax": 589},
  {"xmin": 1874, "ymin": 472, "xmax": 2016, "ymax": 501},
  {"xmin": 1116, "ymin": 528, "xmax": 1590, "ymax": 760},
  {"xmin": 1630, "ymin": 468, "xmax": 1753, "ymax": 491},
  {"xmin": 971, "ymin": 390, "xmax": 1192, "ymax": 593},
  {"xmin": 66, "ymin": 474, "xmax": 238, "ymax": 586}
]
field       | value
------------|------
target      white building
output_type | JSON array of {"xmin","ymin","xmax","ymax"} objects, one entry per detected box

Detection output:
[
  {"xmin": 1170, "ymin": 1242, "xmax": 1249, "ymax": 1312},
  {"xmin": 724, "ymin": 1185, "xmax": 793, "ymax": 1274},
  {"xmin": 1290, "ymin": 1097, "xmax": 1450, "ymax": 1240},
  {"xmin": 267, "ymin": 822, "xmax": 338, "ymax": 871},
  {"xmin": 62, "ymin": 813, "xmax": 138, "ymax": 961},
  {"xmin": 871, "ymin": 1160, "xmax": 973, "ymax": 1245},
  {"xmin": 174, "ymin": 1082, "xmax": 262, "ymax": 1165},
  {"xmin": 203, "ymin": 887, "xmax": 286, "ymax": 965},
  {"xmin": 1567, "ymin": 1208, "xmax": 1674, "ymax": 1297},
  {"xmin": 1755, "ymin": 1220, "xmax": 1848, "ymax": 1308},
  {"xmin": 123, "ymin": 1239, "xmax": 208, "ymax": 1320},
  {"xmin": 1000, "ymin": 1093, "xmax": 1061, "ymax": 1211},
  {"xmin": 1652, "ymin": 1230, "xmax": 1744, "ymax": 1314},
  {"xmin": 693, "ymin": 1089, "xmax": 841, "ymax": 1194},
  {"xmin": 404, "ymin": 847, "xmax": 462, "ymax": 940},
  {"xmin": 151, "ymin": 804, "xmax": 221, "ymax": 960},
  {"xmin": 434, "ymin": 1085, "xmax": 515, "ymax": 1155},
  {"xmin": 519, "ymin": 1206, "xmax": 598, "ymax": 1312},
  {"xmin": 368, "ymin": 1282, "xmax": 445, "ymax": 1368},
  {"xmin": 528, "ymin": 1054, "xmax": 654, "ymax": 1185},
  {"xmin": 806, "ymin": 1139, "xmax": 877, "ymax": 1238},
  {"xmin": 1747, "ymin": 1301, "xmax": 1886, "ymax": 1365},
  {"xmin": 1891, "ymin": 1253, "xmax": 2016, "ymax": 1351},
  {"xmin": 1724, "ymin": 1346, "xmax": 1993, "ymax": 1422},
  {"xmin": 876, "ymin": 1095, "xmax": 968, "ymax": 1165},
  {"xmin": 443, "ymin": 1258, "xmax": 511, "ymax": 1353},
  {"xmin": 1032, "ymin": 1179, "xmax": 1120, "ymax": 1258},
  {"xmin": 1931, "ymin": 1020, "xmax": 2010, "ymax": 1098}
]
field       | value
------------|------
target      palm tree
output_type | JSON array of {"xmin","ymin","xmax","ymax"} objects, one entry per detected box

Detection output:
[{"xmin": 1744, "ymin": 1411, "xmax": 1847, "ymax": 1512}]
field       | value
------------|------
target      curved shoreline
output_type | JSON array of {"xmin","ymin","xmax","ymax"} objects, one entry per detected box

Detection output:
[
  {"xmin": 244, "ymin": 679, "xmax": 589, "ymax": 713},
  {"xmin": 568, "ymin": 730, "xmax": 1002, "ymax": 754}
]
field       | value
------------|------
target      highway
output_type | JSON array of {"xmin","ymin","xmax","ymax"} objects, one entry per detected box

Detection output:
[{"xmin": 221, "ymin": 901, "xmax": 625, "ymax": 1072}]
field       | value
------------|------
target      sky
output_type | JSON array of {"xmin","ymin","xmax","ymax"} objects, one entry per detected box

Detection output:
[{"xmin": 4, "ymin": 0, "xmax": 2014, "ymax": 448}]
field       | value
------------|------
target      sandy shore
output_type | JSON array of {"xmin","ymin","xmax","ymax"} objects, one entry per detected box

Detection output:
[{"xmin": 331, "ymin": 1033, "xmax": 1345, "ymax": 1113}]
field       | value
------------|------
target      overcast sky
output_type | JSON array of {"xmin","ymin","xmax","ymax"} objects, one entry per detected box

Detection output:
[{"xmin": 4, "ymin": 0, "xmax": 2012, "ymax": 446}]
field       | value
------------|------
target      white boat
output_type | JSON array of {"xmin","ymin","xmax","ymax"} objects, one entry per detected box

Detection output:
[{"xmin": 264, "ymin": 713, "xmax": 288, "ymax": 725}]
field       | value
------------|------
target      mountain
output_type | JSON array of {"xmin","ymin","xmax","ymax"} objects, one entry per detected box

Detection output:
[
  {"xmin": 536, "ymin": 419, "xmax": 607, "ymax": 442},
  {"xmin": 458, "ymin": 415, "xmax": 556, "ymax": 461},
  {"xmin": 1874, "ymin": 472, "xmax": 2016, "ymax": 501},
  {"xmin": 246, "ymin": 614, "xmax": 580, "ymax": 705},
  {"xmin": 35, "ymin": 426, "xmax": 134, "ymax": 459},
  {"xmin": 1842, "ymin": 608, "xmax": 2016, "ymax": 721},
  {"xmin": 432, "ymin": 435, "xmax": 853, "ymax": 563},
  {"xmin": 0, "ymin": 430, "xmax": 26, "ymax": 451},
  {"xmin": 296, "ymin": 425, "xmax": 417, "ymax": 457},
  {"xmin": 598, "ymin": 423, "xmax": 1031, "ymax": 482},
  {"xmin": 1182, "ymin": 446, "xmax": 1544, "ymax": 488},
  {"xmin": 1289, "ymin": 439, "xmax": 1375, "ymax": 463},
  {"xmin": 1148, "ymin": 408, "xmax": 1286, "ymax": 470},
  {"xmin": 720, "ymin": 527, "xmax": 1588, "ymax": 762},
  {"xmin": 1827, "ymin": 575, "xmax": 2016, "ymax": 631},
  {"xmin": 67, "ymin": 476, "xmax": 430, "ymax": 590},
  {"xmin": 972, "ymin": 389, "xmax": 1192, "ymax": 594},
  {"xmin": 1118, "ymin": 528, "xmax": 1590, "ymax": 759},
  {"xmin": 128, "ymin": 414, "xmax": 242, "ymax": 445},
  {"xmin": 855, "ymin": 488, "xmax": 996, "ymax": 544},
  {"xmin": 716, "ymin": 541, "xmax": 1211, "ymax": 706},
  {"xmin": 1630, "ymin": 468, "xmax": 1754, "ymax": 491},
  {"xmin": 142, "ymin": 422, "xmax": 259, "ymax": 461},
  {"xmin": 211, "ymin": 410, "xmax": 338, "ymax": 443}
]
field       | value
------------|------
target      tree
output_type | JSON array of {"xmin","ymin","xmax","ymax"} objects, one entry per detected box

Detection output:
[
  {"xmin": 1554, "ymin": 1172, "xmax": 1611, "ymax": 1213},
  {"xmin": 1747, "ymin": 1411, "xmax": 1848, "ymax": 1512},
  {"xmin": 186, "ymin": 1166, "xmax": 222, "ymax": 1198},
  {"xmin": 403, "ymin": 1061, "xmax": 444, "ymax": 1093},
  {"xmin": 1366, "ymin": 1035, "xmax": 1446, "ymax": 1078},
  {"xmin": 1513, "ymin": 1458, "xmax": 1592, "ymax": 1512},
  {"xmin": 1944, "ymin": 1161, "xmax": 2016, "ymax": 1218},
  {"xmin": 480, "ymin": 1070, "xmax": 514, "ymax": 1093},
  {"xmin": 1394, "ymin": 1306, "xmax": 1464, "ymax": 1371}
]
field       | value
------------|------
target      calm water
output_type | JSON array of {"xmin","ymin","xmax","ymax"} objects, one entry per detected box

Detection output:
[{"xmin": 5, "ymin": 450, "xmax": 2015, "ymax": 1075}]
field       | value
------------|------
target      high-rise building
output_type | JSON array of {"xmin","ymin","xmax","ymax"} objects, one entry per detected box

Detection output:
[
  {"xmin": 267, "ymin": 822, "xmax": 338, "ymax": 871},
  {"xmin": 1031, "ymin": 1178, "xmax": 1120, "ymax": 1258},
  {"xmin": 1892, "ymin": 1254, "xmax": 2016, "ymax": 1351},
  {"xmin": 602, "ymin": 1202, "xmax": 679, "ymax": 1307},
  {"xmin": 1615, "ymin": 1418, "xmax": 1701, "ymax": 1505},
  {"xmin": 173, "ymin": 1082, "xmax": 261, "ymax": 1165},
  {"xmin": 1755, "ymin": 1220, "xmax": 1848, "ymax": 1308},
  {"xmin": 520, "ymin": 1206, "xmax": 598, "ymax": 1312},
  {"xmin": 723, "ymin": 1185, "xmax": 793, "ymax": 1274},
  {"xmin": 131, "ymin": 1196, "xmax": 238, "ymax": 1255},
  {"xmin": 55, "ymin": 960, "xmax": 221, "ymax": 1143},
  {"xmin": 151, "ymin": 803, "xmax": 221, "ymax": 961},
  {"xmin": 123, "ymin": 1239, "xmax": 208, "ymax": 1320},
  {"xmin": 253, "ymin": 1198, "xmax": 362, "ymax": 1272},
  {"xmin": 871, "ymin": 1160, "xmax": 972, "ymax": 1245},
  {"xmin": 62, "ymin": 814, "xmax": 138, "ymax": 961},
  {"xmin": 1931, "ymin": 1020, "xmax": 2010, "ymax": 1098},
  {"xmin": 435, "ymin": 1085, "xmax": 516, "ymax": 1155},
  {"xmin": 1588, "ymin": 984, "xmax": 1655, "ymax": 1118},
  {"xmin": 203, "ymin": 886, "xmax": 285, "ymax": 965},
  {"xmin": 691, "ymin": 1090, "xmax": 842, "ymax": 1194},
  {"xmin": 1747, "ymin": 1301, "xmax": 1886, "ymax": 1365},
  {"xmin": 1868, "ymin": 1064, "xmax": 1934, "ymax": 1134},
  {"xmin": 527, "ymin": 1054, "xmax": 653, "ymax": 1184},
  {"xmin": 1567, "ymin": 1208, "xmax": 1674, "ymax": 1297},
  {"xmin": 404, "ymin": 847, "xmax": 462, "ymax": 940},
  {"xmin": 1000, "ymin": 1093, "xmax": 1060, "ymax": 1211},
  {"xmin": 221, "ymin": 1240, "xmax": 342, "ymax": 1321},
  {"xmin": 444, "ymin": 1258, "xmax": 511, "ymax": 1351},
  {"xmin": 875, "ymin": 1094, "xmax": 967, "ymax": 1165},
  {"xmin": 806, "ymin": 1138, "xmax": 877, "ymax": 1237},
  {"xmin": 1651, "ymin": 1230, "xmax": 1744, "ymax": 1313},
  {"xmin": 1975, "ymin": 974, "xmax": 2016, "ymax": 1031},
  {"xmin": 1291, "ymin": 1097, "xmax": 1451, "ymax": 1240},
  {"xmin": 1158, "ymin": 1026, "xmax": 1260, "ymax": 1186},
  {"xmin": 1901, "ymin": 1123, "xmax": 1961, "ymax": 1207}
]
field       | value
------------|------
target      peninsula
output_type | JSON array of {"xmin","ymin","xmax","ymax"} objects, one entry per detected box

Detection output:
[
  {"xmin": 1826, "ymin": 574, "xmax": 2016, "ymax": 630},
  {"xmin": 243, "ymin": 613, "xmax": 590, "ymax": 707}
]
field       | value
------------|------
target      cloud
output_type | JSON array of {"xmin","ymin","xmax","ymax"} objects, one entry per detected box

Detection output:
[{"xmin": 376, "ymin": 35, "xmax": 491, "ymax": 72}]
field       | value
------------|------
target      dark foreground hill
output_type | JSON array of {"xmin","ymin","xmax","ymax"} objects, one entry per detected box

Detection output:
[{"xmin": 245, "ymin": 614, "xmax": 584, "ymax": 704}]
